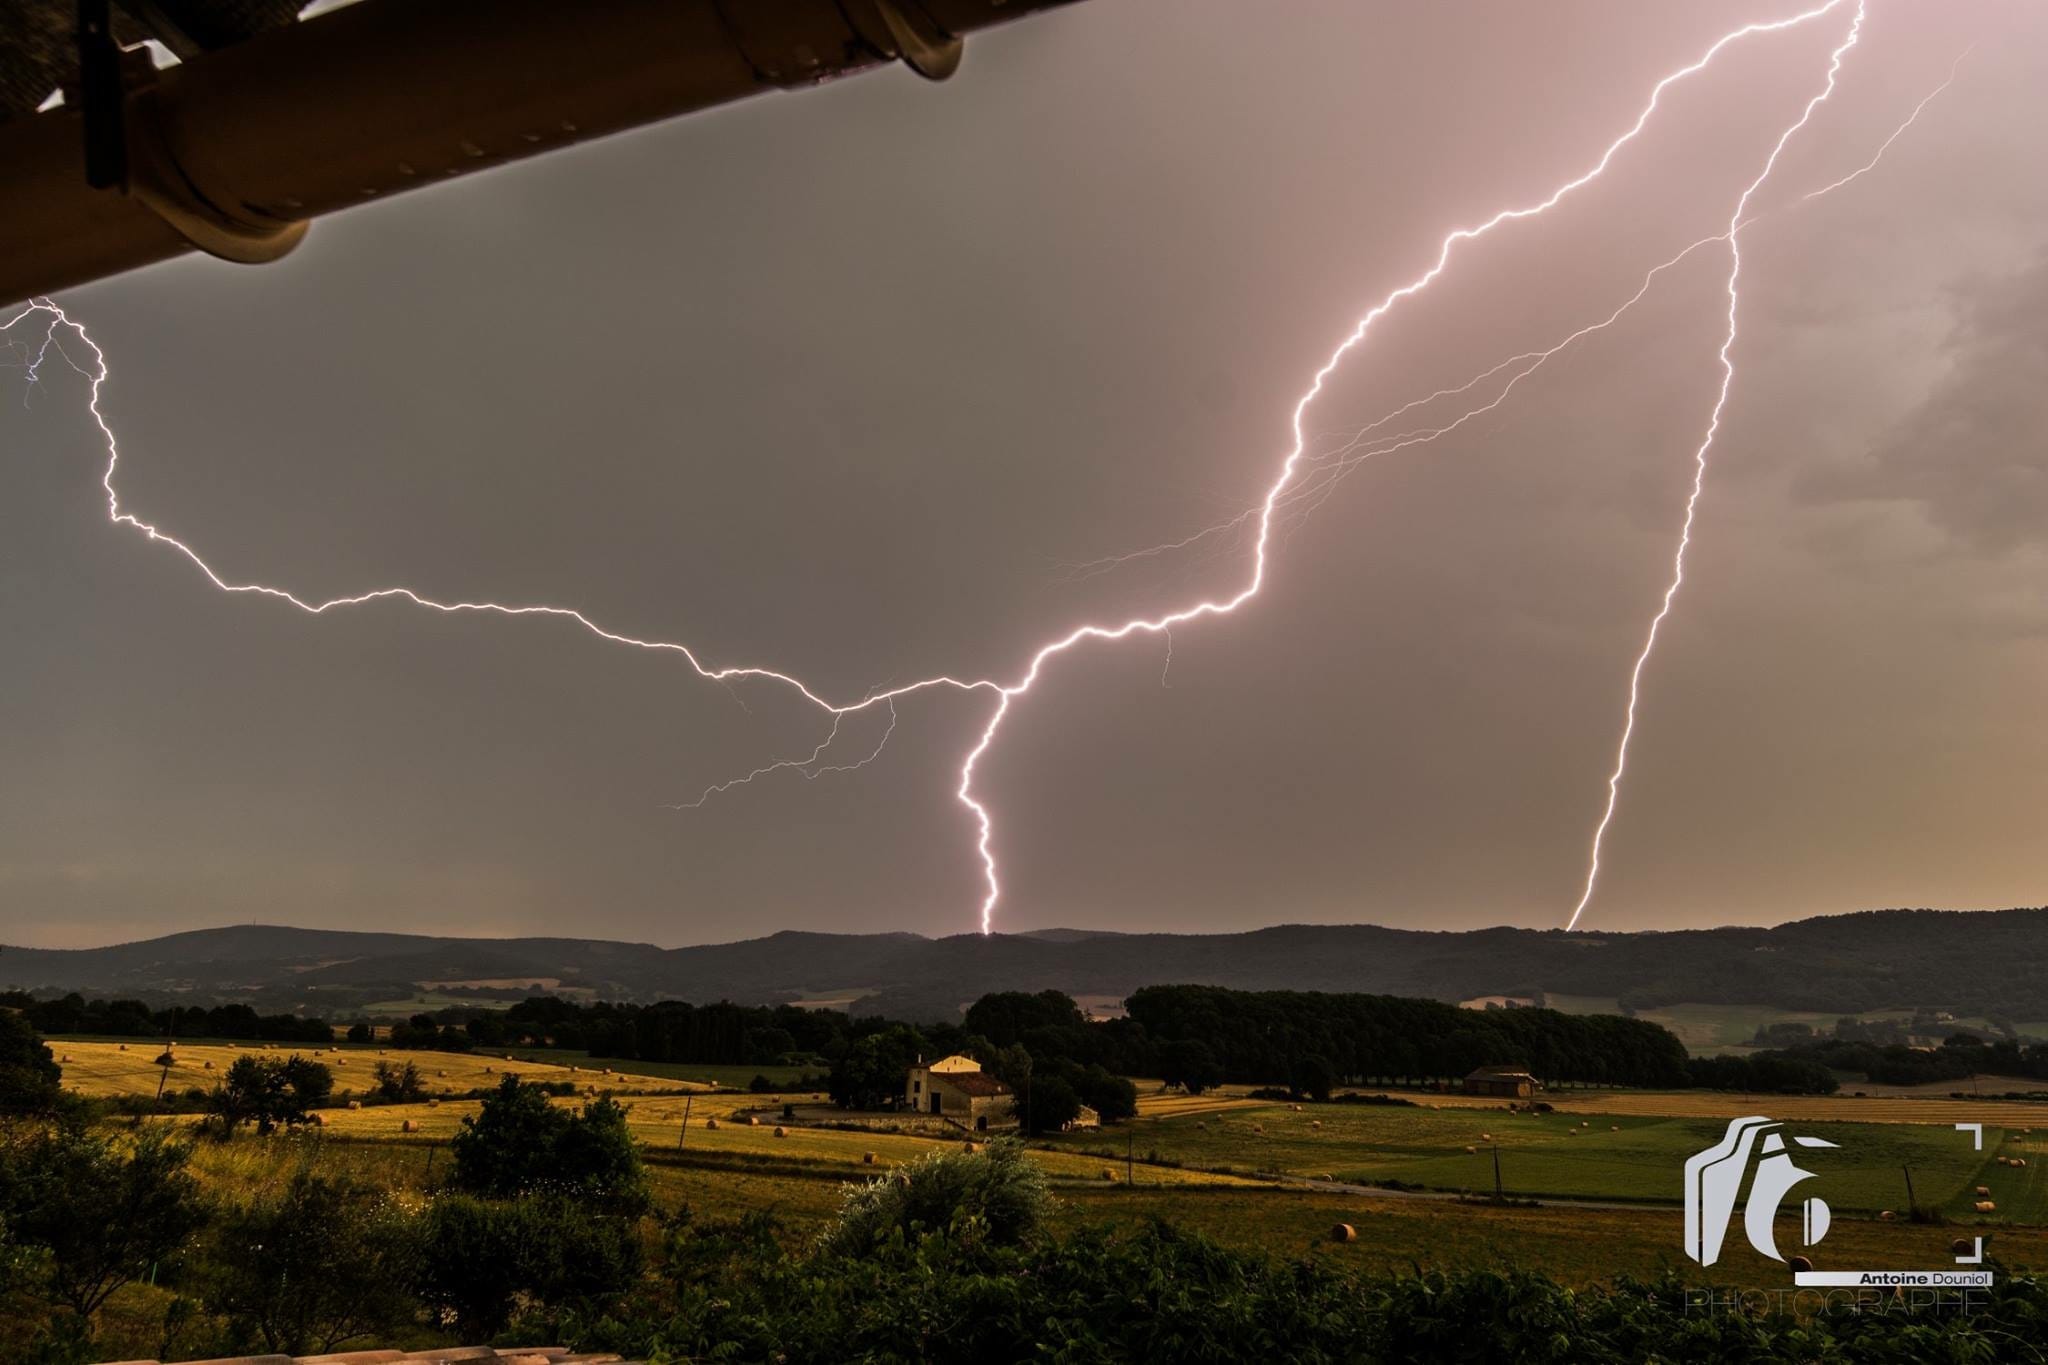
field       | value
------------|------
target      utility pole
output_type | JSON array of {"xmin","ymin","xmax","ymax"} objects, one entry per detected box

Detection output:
[
  {"xmin": 1492, "ymin": 1143, "xmax": 1505, "ymax": 1202},
  {"xmin": 1903, "ymin": 1164, "xmax": 1918, "ymax": 1214},
  {"xmin": 679, "ymin": 1093, "xmax": 693, "ymax": 1150},
  {"xmin": 1127, "ymin": 1126, "xmax": 1135, "ymax": 1188}
]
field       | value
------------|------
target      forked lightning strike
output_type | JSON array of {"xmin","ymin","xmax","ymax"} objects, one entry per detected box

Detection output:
[
  {"xmin": 1566, "ymin": 0, "xmax": 1866, "ymax": 931},
  {"xmin": 7, "ymin": 0, "xmax": 1945, "ymax": 936}
]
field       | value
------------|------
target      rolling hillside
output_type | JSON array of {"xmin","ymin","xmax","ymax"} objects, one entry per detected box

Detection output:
[{"xmin": 6, "ymin": 906, "xmax": 2048, "ymax": 1023}]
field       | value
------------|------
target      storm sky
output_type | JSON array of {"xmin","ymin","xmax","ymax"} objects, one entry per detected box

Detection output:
[{"xmin": 3, "ymin": 1, "xmax": 2043, "ymax": 950}]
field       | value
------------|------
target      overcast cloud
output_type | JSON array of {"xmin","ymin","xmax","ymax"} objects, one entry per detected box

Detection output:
[{"xmin": 2, "ymin": 1, "xmax": 2043, "ymax": 948}]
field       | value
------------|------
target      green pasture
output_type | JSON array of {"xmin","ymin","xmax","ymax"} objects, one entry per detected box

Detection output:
[{"xmin": 1048, "ymin": 1101, "xmax": 2048, "ymax": 1223}]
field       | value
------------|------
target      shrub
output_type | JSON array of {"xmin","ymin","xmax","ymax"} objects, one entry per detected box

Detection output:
[
  {"xmin": 821, "ymin": 1138, "xmax": 1051, "ymax": 1257},
  {"xmin": 201, "ymin": 1171, "xmax": 422, "ymax": 1354},
  {"xmin": 417, "ymin": 1194, "xmax": 640, "ymax": 1340},
  {"xmin": 0, "ymin": 1121, "xmax": 209, "ymax": 1322}
]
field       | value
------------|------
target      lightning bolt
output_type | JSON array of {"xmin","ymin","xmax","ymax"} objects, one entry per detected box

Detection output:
[
  {"xmin": 9, "ymin": 0, "xmax": 1930, "ymax": 938},
  {"xmin": 1565, "ymin": 1, "xmax": 1867, "ymax": 932}
]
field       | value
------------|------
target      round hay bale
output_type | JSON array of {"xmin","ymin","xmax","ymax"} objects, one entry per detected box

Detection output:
[
  {"xmin": 154, "ymin": 1051, "xmax": 176, "ymax": 1067},
  {"xmin": 1464, "ymin": 1145, "xmax": 1477, "ymax": 1154},
  {"xmin": 202, "ymin": 1060, "xmax": 214, "ymax": 1070},
  {"xmin": 59, "ymin": 1055, "xmax": 70, "ymax": 1063},
  {"xmin": 1566, "ymin": 1129, "xmax": 1577, "ymax": 1136},
  {"xmin": 1101, "ymin": 1168, "xmax": 1117, "ymax": 1181},
  {"xmin": 1479, "ymin": 1133, "xmax": 1491, "ymax": 1142},
  {"xmin": 485, "ymin": 1066, "xmax": 494, "ymax": 1074},
  {"xmin": 401, "ymin": 1119, "xmax": 418, "ymax": 1134},
  {"xmin": 1291, "ymin": 1104, "xmax": 1302, "ymax": 1112},
  {"xmin": 347, "ymin": 1100, "xmax": 363, "ymax": 1110},
  {"xmin": 1580, "ymin": 1121, "xmax": 1590, "ymax": 1128},
  {"xmin": 1610, "ymin": 1125, "xmax": 1620, "ymax": 1132},
  {"xmin": 570, "ymin": 1065, "xmax": 581, "ymax": 1073},
  {"xmin": 2017, "ymin": 1158, "xmax": 2028, "ymax": 1168},
  {"xmin": 863, "ymin": 1151, "xmax": 878, "ymax": 1165},
  {"xmin": 1976, "ymin": 1185, "xmax": 1992, "ymax": 1197},
  {"xmin": 1952, "ymin": 1238, "xmax": 1974, "ymax": 1256},
  {"xmin": 747, "ymin": 1115, "xmax": 760, "ymax": 1127},
  {"xmin": 118, "ymin": 1043, "xmax": 128, "ymax": 1051},
  {"xmin": 963, "ymin": 1141, "xmax": 979, "ymax": 1153},
  {"xmin": 1976, "ymin": 1200, "xmax": 1997, "ymax": 1213},
  {"xmin": 1788, "ymin": 1255, "xmax": 1813, "ymax": 1273},
  {"xmin": 1331, "ymin": 1223, "xmax": 1357, "ymax": 1243},
  {"xmin": 773, "ymin": 1126, "xmax": 788, "ymax": 1138},
  {"xmin": 427, "ymin": 1097, "xmax": 441, "ymax": 1108},
  {"xmin": 436, "ymin": 1069, "xmax": 447, "ymax": 1077},
  {"xmin": 1310, "ymin": 1120, "xmax": 1323, "ymax": 1130},
  {"xmin": 1252, "ymin": 1124, "xmax": 1264, "ymax": 1135},
  {"xmin": 704, "ymin": 1118, "xmax": 719, "ymax": 1130},
  {"xmin": 1879, "ymin": 1209, "xmax": 1895, "ymax": 1221},
  {"xmin": 311, "ymin": 1112, "xmax": 327, "ymax": 1126}
]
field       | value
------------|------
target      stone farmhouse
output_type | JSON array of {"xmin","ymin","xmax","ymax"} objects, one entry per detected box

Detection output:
[{"xmin": 903, "ymin": 1053, "xmax": 1016, "ymax": 1130}]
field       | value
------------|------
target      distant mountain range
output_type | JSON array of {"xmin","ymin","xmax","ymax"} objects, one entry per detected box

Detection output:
[{"xmin": 5, "ymin": 907, "xmax": 2047, "ymax": 1023}]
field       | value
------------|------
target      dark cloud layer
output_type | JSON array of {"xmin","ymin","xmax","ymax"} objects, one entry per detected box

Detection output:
[{"xmin": 2, "ymin": 2, "xmax": 2043, "ymax": 948}]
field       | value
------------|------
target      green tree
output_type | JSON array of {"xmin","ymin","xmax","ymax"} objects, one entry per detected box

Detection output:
[
  {"xmin": 1019, "ymin": 1073, "xmax": 1081, "ymax": 1136},
  {"xmin": 450, "ymin": 1077, "xmax": 647, "ymax": 1210},
  {"xmin": 1, "ymin": 1122, "xmax": 209, "ymax": 1323},
  {"xmin": 206, "ymin": 1055, "xmax": 333, "ymax": 1136},
  {"xmin": 202, "ymin": 1171, "xmax": 421, "ymax": 1355},
  {"xmin": 1073, "ymin": 1065, "xmax": 1138, "ymax": 1123},
  {"xmin": 827, "ymin": 1028, "xmax": 921, "ymax": 1110},
  {"xmin": 371, "ymin": 1059, "xmax": 426, "ymax": 1103},
  {"xmin": 450, "ymin": 1075, "xmax": 570, "ymax": 1197},
  {"xmin": 1159, "ymin": 1039, "xmax": 1222, "ymax": 1096},
  {"xmin": 1293, "ymin": 1053, "xmax": 1336, "ymax": 1102},
  {"xmin": 0, "ymin": 1012, "xmax": 62, "ymax": 1117}
]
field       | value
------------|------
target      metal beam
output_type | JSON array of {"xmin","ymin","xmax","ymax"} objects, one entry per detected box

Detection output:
[{"xmin": 0, "ymin": 0, "xmax": 1081, "ymax": 302}]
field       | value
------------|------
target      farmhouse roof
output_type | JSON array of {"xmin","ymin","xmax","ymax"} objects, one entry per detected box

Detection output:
[
  {"xmin": 1466, "ymin": 1066, "xmax": 1536, "ymax": 1080},
  {"xmin": 937, "ymin": 1072, "xmax": 1011, "ymax": 1096}
]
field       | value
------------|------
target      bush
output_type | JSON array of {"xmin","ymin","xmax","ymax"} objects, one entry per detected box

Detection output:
[
  {"xmin": 417, "ymin": 1194, "xmax": 641, "ymax": 1340},
  {"xmin": 201, "ymin": 1171, "xmax": 421, "ymax": 1355},
  {"xmin": 0, "ymin": 1121, "xmax": 209, "ymax": 1322},
  {"xmin": 450, "ymin": 1077, "xmax": 646, "ymax": 1211},
  {"xmin": 821, "ymin": 1138, "xmax": 1051, "ymax": 1258}
]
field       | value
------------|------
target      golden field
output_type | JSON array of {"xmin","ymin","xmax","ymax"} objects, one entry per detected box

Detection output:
[{"xmin": 51, "ymin": 1038, "xmax": 697, "ymax": 1099}]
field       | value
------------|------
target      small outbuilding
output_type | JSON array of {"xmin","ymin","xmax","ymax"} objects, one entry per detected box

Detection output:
[{"xmin": 1463, "ymin": 1066, "xmax": 1541, "ymax": 1099}]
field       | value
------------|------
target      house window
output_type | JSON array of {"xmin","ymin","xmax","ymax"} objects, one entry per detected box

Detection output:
[{"xmin": 913, "ymin": 1079, "xmax": 921, "ymax": 1093}]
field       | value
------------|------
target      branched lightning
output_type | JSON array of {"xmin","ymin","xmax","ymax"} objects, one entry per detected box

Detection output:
[
  {"xmin": 9, "ymin": 0, "xmax": 1958, "ymax": 938},
  {"xmin": 1565, "ymin": 1, "xmax": 1867, "ymax": 932}
]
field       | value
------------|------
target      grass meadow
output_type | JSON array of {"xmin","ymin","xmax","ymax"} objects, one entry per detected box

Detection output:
[{"xmin": 55, "ymin": 1052, "xmax": 2048, "ymax": 1300}]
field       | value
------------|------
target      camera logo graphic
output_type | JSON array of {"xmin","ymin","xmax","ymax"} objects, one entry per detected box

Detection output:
[{"xmin": 1684, "ymin": 1116, "xmax": 1838, "ymax": 1266}]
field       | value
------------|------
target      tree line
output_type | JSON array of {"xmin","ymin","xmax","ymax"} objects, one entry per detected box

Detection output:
[{"xmin": 1, "ymin": 992, "xmax": 335, "ymax": 1044}]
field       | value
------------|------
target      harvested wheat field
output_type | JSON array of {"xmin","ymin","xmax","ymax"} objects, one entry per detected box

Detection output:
[{"xmin": 53, "ymin": 1038, "xmax": 698, "ymax": 1100}]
